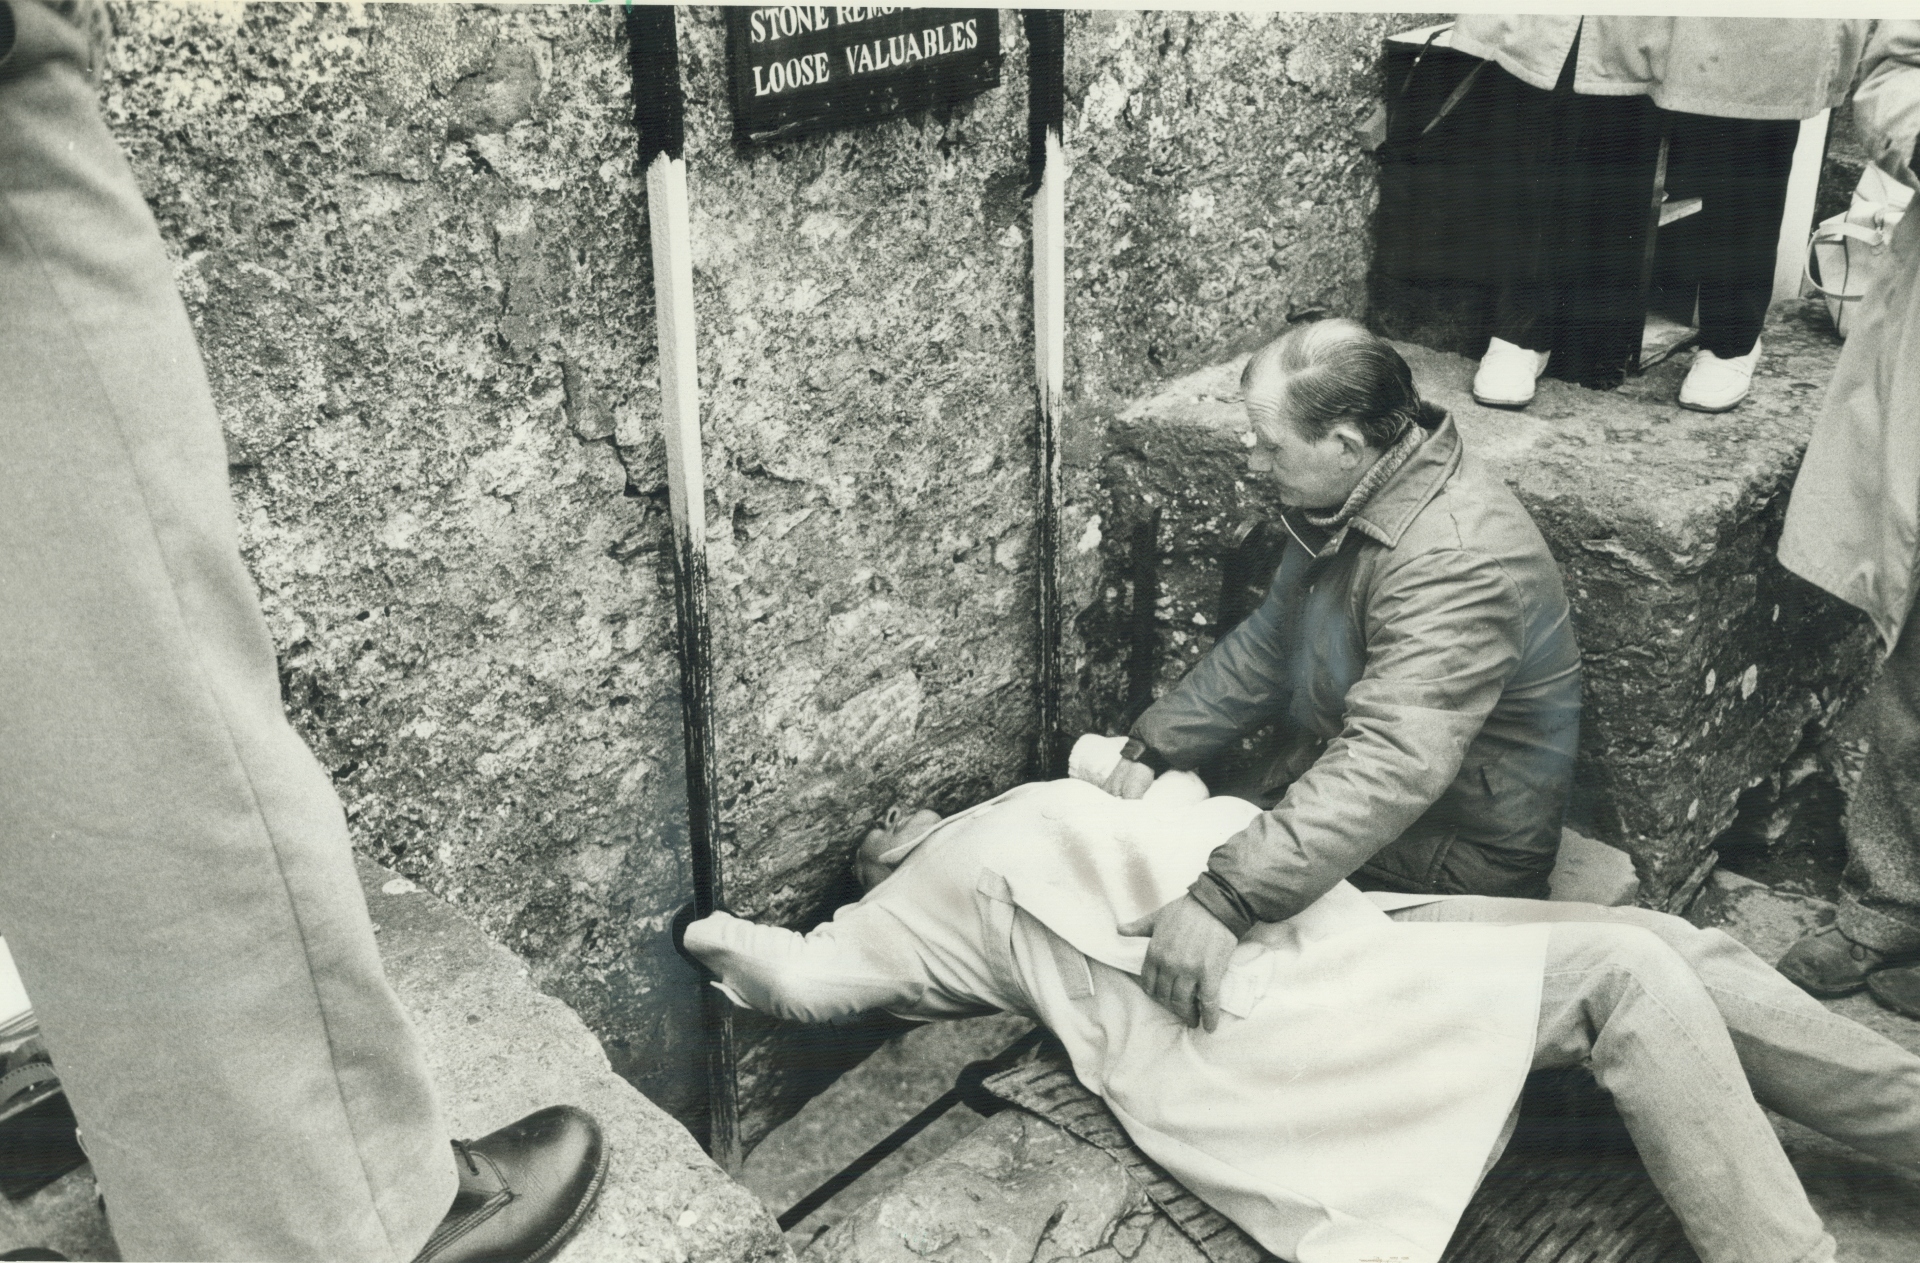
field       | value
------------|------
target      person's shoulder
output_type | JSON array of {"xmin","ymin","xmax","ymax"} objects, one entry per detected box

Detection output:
[{"xmin": 1401, "ymin": 442, "xmax": 1553, "ymax": 563}]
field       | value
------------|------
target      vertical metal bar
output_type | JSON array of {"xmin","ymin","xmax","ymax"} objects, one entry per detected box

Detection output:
[
  {"xmin": 1634, "ymin": 127, "xmax": 1672, "ymax": 374},
  {"xmin": 625, "ymin": 2, "xmax": 740, "ymax": 1174},
  {"xmin": 1025, "ymin": 11, "xmax": 1067, "ymax": 779}
]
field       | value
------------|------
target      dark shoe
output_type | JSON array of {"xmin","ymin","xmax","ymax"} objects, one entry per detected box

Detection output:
[
  {"xmin": 413, "ymin": 1106, "xmax": 607, "ymax": 1263},
  {"xmin": 1776, "ymin": 924, "xmax": 1909, "ymax": 997},
  {"xmin": 1868, "ymin": 964, "xmax": 1920, "ymax": 1021}
]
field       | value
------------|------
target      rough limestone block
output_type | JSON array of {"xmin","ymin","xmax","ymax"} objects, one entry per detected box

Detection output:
[
  {"xmin": 1548, "ymin": 828, "xmax": 1640, "ymax": 907},
  {"xmin": 361, "ymin": 859, "xmax": 793, "ymax": 1263},
  {"xmin": 0, "ymin": 859, "xmax": 792, "ymax": 1263},
  {"xmin": 105, "ymin": 0, "xmax": 707, "ymax": 1119},
  {"xmin": 806, "ymin": 1110, "xmax": 1206, "ymax": 1263},
  {"xmin": 1072, "ymin": 301, "xmax": 1876, "ymax": 912},
  {"xmin": 102, "ymin": 2, "xmax": 1411, "ymax": 1144}
]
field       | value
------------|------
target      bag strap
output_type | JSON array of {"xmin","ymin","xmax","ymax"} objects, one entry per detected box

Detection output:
[{"xmin": 1804, "ymin": 228, "xmax": 1865, "ymax": 301}]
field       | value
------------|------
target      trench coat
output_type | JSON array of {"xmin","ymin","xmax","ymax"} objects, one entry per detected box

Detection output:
[
  {"xmin": 1449, "ymin": 16, "xmax": 1866, "ymax": 122},
  {"xmin": 1778, "ymin": 23, "xmax": 1920, "ymax": 651},
  {"xmin": 686, "ymin": 779, "xmax": 1546, "ymax": 1263},
  {"xmin": 1132, "ymin": 413, "xmax": 1582, "ymax": 927}
]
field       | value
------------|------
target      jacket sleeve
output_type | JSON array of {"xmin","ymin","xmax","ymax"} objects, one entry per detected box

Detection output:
[
  {"xmin": 682, "ymin": 908, "xmax": 928, "ymax": 1025},
  {"xmin": 1192, "ymin": 547, "xmax": 1524, "ymax": 933},
  {"xmin": 1130, "ymin": 567, "xmax": 1295, "ymax": 768},
  {"xmin": 1855, "ymin": 20, "xmax": 1920, "ymax": 191}
]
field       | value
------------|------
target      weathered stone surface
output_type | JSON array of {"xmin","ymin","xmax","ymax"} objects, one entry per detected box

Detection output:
[
  {"xmin": 105, "ymin": 1, "xmax": 715, "ymax": 1119},
  {"xmin": 1548, "ymin": 828, "xmax": 1639, "ymax": 907},
  {"xmin": 806, "ymin": 1110, "xmax": 1205, "ymax": 1263},
  {"xmin": 0, "ymin": 857, "xmax": 792, "ymax": 1263},
  {"xmin": 103, "ymin": 1, "xmax": 1409, "ymax": 1143},
  {"xmin": 739, "ymin": 1013, "xmax": 1036, "ymax": 1249},
  {"xmin": 1072, "ymin": 300, "xmax": 1877, "ymax": 910},
  {"xmin": 1056, "ymin": 9, "xmax": 1409, "ymax": 739},
  {"xmin": 662, "ymin": 7, "xmax": 1404, "ymax": 1142}
]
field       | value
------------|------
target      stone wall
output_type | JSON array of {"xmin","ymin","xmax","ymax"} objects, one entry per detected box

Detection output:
[
  {"xmin": 106, "ymin": 2, "xmax": 1400, "ymax": 1147},
  {"xmin": 106, "ymin": 0, "xmax": 710, "ymax": 1118}
]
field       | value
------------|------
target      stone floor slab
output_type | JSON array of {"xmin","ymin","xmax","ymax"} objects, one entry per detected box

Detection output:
[{"xmin": 0, "ymin": 860, "xmax": 791, "ymax": 1263}]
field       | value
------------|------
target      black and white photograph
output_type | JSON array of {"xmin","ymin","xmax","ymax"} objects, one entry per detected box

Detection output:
[{"xmin": 3, "ymin": 3, "xmax": 1919, "ymax": 1261}]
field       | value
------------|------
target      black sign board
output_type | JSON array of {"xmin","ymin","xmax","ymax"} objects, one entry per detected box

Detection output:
[{"xmin": 725, "ymin": 7, "xmax": 1002, "ymax": 147}]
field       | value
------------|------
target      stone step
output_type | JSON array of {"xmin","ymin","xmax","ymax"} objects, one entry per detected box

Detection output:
[
  {"xmin": 1078, "ymin": 298, "xmax": 1875, "ymax": 912},
  {"xmin": 0, "ymin": 859, "xmax": 791, "ymax": 1263}
]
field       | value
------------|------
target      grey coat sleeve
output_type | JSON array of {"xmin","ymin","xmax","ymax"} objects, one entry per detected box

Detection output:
[
  {"xmin": 1196, "ymin": 548, "xmax": 1525, "ymax": 932},
  {"xmin": 1129, "ymin": 568, "xmax": 1295, "ymax": 768}
]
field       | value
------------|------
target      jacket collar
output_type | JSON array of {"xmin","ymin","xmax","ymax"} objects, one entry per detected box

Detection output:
[{"xmin": 1278, "ymin": 412, "xmax": 1461, "ymax": 557}]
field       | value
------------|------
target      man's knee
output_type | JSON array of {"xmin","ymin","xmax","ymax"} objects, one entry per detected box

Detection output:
[{"xmin": 1548, "ymin": 921, "xmax": 1701, "ymax": 993}]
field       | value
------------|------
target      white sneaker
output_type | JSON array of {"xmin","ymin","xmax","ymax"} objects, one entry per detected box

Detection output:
[
  {"xmin": 1472, "ymin": 337, "xmax": 1552, "ymax": 408},
  {"xmin": 1679, "ymin": 339, "xmax": 1761, "ymax": 413}
]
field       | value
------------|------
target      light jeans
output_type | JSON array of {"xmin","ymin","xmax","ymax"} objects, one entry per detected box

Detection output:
[{"xmin": 1393, "ymin": 897, "xmax": 1920, "ymax": 1263}]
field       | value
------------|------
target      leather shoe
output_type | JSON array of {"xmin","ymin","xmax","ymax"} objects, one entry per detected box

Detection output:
[
  {"xmin": 1776, "ymin": 923, "xmax": 1914, "ymax": 997},
  {"xmin": 1869, "ymin": 963, "xmax": 1920, "ymax": 1020},
  {"xmin": 413, "ymin": 1106, "xmax": 607, "ymax": 1263}
]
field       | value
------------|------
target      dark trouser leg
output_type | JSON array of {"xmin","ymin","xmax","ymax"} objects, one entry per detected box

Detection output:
[
  {"xmin": 0, "ymin": 4, "xmax": 454, "ymax": 1258},
  {"xmin": 1484, "ymin": 61, "xmax": 1568, "ymax": 355},
  {"xmin": 1483, "ymin": 63, "xmax": 1661, "ymax": 382},
  {"xmin": 1838, "ymin": 607, "xmax": 1920, "ymax": 955},
  {"xmin": 1669, "ymin": 113, "xmax": 1800, "ymax": 358}
]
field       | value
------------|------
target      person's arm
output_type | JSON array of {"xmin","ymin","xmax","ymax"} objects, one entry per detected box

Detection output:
[
  {"xmin": 1191, "ymin": 547, "xmax": 1524, "ymax": 934},
  {"xmin": 1123, "ymin": 568, "xmax": 1298, "ymax": 783},
  {"xmin": 682, "ymin": 909, "xmax": 926, "ymax": 1025},
  {"xmin": 1853, "ymin": 21, "xmax": 1920, "ymax": 191}
]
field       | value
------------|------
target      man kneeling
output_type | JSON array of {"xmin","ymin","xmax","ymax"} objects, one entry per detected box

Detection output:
[{"xmin": 685, "ymin": 778, "xmax": 1920, "ymax": 1263}]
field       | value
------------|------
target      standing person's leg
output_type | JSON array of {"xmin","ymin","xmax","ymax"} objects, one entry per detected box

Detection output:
[
  {"xmin": 1532, "ymin": 922, "xmax": 1836, "ymax": 1263},
  {"xmin": 1472, "ymin": 59, "xmax": 1568, "ymax": 408},
  {"xmin": 0, "ymin": 4, "xmax": 457, "ymax": 1258},
  {"xmin": 1678, "ymin": 114, "xmax": 1799, "ymax": 359},
  {"xmin": 1550, "ymin": 91, "xmax": 1662, "ymax": 389},
  {"xmin": 1396, "ymin": 897, "xmax": 1920, "ymax": 1170},
  {"xmin": 1673, "ymin": 113, "xmax": 1800, "ymax": 411},
  {"xmin": 1778, "ymin": 604, "xmax": 1920, "ymax": 1010}
]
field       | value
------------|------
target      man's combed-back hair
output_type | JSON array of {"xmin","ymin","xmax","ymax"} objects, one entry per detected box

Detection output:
[{"xmin": 1241, "ymin": 317, "xmax": 1444, "ymax": 448}]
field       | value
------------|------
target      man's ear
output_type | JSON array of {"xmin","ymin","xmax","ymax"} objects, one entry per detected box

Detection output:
[{"xmin": 1329, "ymin": 418, "xmax": 1373, "ymax": 467}]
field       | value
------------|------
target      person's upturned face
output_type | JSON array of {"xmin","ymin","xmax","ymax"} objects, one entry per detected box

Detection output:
[
  {"xmin": 856, "ymin": 807, "xmax": 944, "ymax": 890},
  {"xmin": 1244, "ymin": 382, "xmax": 1368, "ymax": 511}
]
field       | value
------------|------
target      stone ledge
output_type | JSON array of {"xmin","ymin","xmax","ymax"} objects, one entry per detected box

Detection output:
[
  {"xmin": 1074, "ymin": 300, "xmax": 1877, "ymax": 910},
  {"xmin": 0, "ymin": 860, "xmax": 791, "ymax": 1263}
]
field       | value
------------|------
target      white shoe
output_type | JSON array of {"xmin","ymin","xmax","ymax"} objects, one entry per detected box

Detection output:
[
  {"xmin": 1472, "ymin": 338, "xmax": 1552, "ymax": 408},
  {"xmin": 1679, "ymin": 340, "xmax": 1761, "ymax": 413}
]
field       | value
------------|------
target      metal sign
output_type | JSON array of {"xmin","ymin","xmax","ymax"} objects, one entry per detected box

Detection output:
[{"xmin": 725, "ymin": 7, "xmax": 1002, "ymax": 146}]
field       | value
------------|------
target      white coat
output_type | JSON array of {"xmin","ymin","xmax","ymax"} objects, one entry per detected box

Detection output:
[
  {"xmin": 687, "ymin": 780, "xmax": 1548, "ymax": 1263},
  {"xmin": 1779, "ymin": 23, "xmax": 1920, "ymax": 650},
  {"xmin": 1449, "ymin": 16, "xmax": 1865, "ymax": 122}
]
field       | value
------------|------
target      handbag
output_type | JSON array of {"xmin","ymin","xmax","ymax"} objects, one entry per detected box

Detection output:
[{"xmin": 1806, "ymin": 162, "xmax": 1914, "ymax": 339}]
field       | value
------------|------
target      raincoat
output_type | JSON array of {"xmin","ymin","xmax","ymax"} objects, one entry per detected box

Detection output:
[
  {"xmin": 1449, "ymin": 16, "xmax": 1865, "ymax": 122},
  {"xmin": 686, "ymin": 779, "xmax": 1546, "ymax": 1263},
  {"xmin": 1132, "ymin": 413, "xmax": 1581, "ymax": 926},
  {"xmin": 1779, "ymin": 22, "xmax": 1920, "ymax": 650}
]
